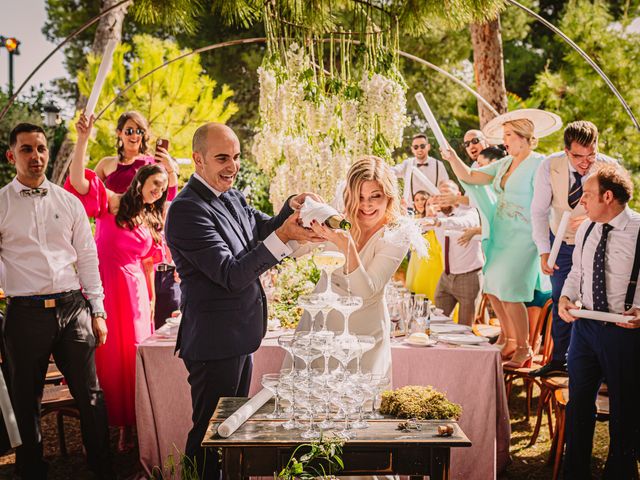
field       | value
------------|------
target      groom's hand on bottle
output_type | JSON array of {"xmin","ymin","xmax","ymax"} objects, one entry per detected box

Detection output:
[
  {"xmin": 289, "ymin": 192, "xmax": 324, "ymax": 210},
  {"xmin": 276, "ymin": 211, "xmax": 325, "ymax": 243}
]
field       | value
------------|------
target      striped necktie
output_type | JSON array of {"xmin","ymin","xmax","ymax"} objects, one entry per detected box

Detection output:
[{"xmin": 567, "ymin": 171, "xmax": 583, "ymax": 209}]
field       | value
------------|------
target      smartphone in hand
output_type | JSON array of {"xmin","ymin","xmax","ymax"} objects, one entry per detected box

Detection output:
[{"xmin": 155, "ymin": 138, "xmax": 170, "ymax": 160}]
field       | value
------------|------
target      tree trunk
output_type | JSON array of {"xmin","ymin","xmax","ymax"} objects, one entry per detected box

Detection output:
[
  {"xmin": 51, "ymin": 0, "xmax": 129, "ymax": 185},
  {"xmin": 470, "ymin": 17, "xmax": 508, "ymax": 128}
]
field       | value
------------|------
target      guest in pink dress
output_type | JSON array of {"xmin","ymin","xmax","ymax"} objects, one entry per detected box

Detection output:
[
  {"xmin": 67, "ymin": 113, "xmax": 169, "ymax": 452},
  {"xmin": 94, "ymin": 110, "xmax": 178, "ymax": 199}
]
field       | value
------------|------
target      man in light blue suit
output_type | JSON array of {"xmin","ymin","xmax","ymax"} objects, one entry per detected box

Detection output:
[{"xmin": 165, "ymin": 123, "xmax": 321, "ymax": 479}]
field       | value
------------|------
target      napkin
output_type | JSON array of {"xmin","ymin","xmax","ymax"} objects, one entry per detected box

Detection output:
[{"xmin": 299, "ymin": 197, "xmax": 341, "ymax": 228}]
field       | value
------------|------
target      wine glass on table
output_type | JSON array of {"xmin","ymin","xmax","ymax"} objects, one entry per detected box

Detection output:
[
  {"xmin": 313, "ymin": 250, "xmax": 346, "ymax": 302},
  {"xmin": 277, "ymin": 334, "xmax": 297, "ymax": 375},
  {"xmin": 261, "ymin": 373, "xmax": 283, "ymax": 419},
  {"xmin": 388, "ymin": 301, "xmax": 402, "ymax": 342},
  {"xmin": 353, "ymin": 335, "xmax": 376, "ymax": 378},
  {"xmin": 365, "ymin": 374, "xmax": 391, "ymax": 420},
  {"xmin": 332, "ymin": 295, "xmax": 363, "ymax": 341},
  {"xmin": 297, "ymin": 294, "xmax": 327, "ymax": 332}
]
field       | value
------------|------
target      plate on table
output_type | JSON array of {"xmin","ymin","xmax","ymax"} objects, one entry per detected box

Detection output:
[
  {"xmin": 438, "ymin": 334, "xmax": 490, "ymax": 345},
  {"xmin": 430, "ymin": 315, "xmax": 453, "ymax": 324},
  {"xmin": 405, "ymin": 333, "xmax": 437, "ymax": 347},
  {"xmin": 431, "ymin": 324, "xmax": 472, "ymax": 334},
  {"xmin": 165, "ymin": 316, "xmax": 181, "ymax": 327}
]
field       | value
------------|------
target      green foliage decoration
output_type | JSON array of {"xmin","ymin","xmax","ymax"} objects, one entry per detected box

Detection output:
[
  {"xmin": 268, "ymin": 256, "xmax": 321, "ymax": 329},
  {"xmin": 70, "ymin": 34, "xmax": 238, "ymax": 169},
  {"xmin": 379, "ymin": 385, "xmax": 463, "ymax": 420},
  {"xmin": 278, "ymin": 435, "xmax": 345, "ymax": 479}
]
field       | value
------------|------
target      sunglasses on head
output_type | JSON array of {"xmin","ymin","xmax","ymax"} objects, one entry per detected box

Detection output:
[
  {"xmin": 463, "ymin": 137, "xmax": 483, "ymax": 148},
  {"xmin": 123, "ymin": 127, "xmax": 145, "ymax": 136},
  {"xmin": 412, "ymin": 144, "xmax": 427, "ymax": 150}
]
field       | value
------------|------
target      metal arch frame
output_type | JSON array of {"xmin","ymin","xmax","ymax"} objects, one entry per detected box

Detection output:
[
  {"xmin": 505, "ymin": 0, "xmax": 639, "ymax": 131},
  {"xmin": 0, "ymin": 0, "xmax": 133, "ymax": 120},
  {"xmin": 93, "ymin": 37, "xmax": 499, "ymax": 120}
]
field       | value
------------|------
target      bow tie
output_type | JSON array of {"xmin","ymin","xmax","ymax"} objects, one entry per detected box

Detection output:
[
  {"xmin": 20, "ymin": 187, "xmax": 48, "ymax": 198},
  {"xmin": 417, "ymin": 162, "xmax": 429, "ymax": 168}
]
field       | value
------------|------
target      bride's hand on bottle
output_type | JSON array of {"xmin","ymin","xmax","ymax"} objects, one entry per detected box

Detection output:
[{"xmin": 309, "ymin": 220, "xmax": 351, "ymax": 253}]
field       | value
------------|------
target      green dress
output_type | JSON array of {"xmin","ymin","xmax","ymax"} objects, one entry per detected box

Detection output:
[{"xmin": 462, "ymin": 153, "xmax": 550, "ymax": 303}]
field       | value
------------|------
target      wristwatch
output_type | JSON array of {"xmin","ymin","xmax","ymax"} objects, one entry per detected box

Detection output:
[{"xmin": 93, "ymin": 311, "xmax": 107, "ymax": 320}]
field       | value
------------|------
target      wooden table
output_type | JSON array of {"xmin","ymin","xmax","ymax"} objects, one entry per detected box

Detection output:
[{"xmin": 203, "ymin": 397, "xmax": 472, "ymax": 480}]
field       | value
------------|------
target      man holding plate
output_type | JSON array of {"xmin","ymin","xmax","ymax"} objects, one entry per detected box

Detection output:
[
  {"xmin": 558, "ymin": 162, "xmax": 640, "ymax": 479},
  {"xmin": 530, "ymin": 121, "xmax": 617, "ymax": 378}
]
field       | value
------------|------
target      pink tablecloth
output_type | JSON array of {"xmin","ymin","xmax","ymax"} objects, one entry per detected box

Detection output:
[{"xmin": 136, "ymin": 327, "xmax": 510, "ymax": 479}]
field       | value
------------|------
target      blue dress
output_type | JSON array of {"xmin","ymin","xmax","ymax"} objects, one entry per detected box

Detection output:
[{"xmin": 463, "ymin": 153, "xmax": 550, "ymax": 302}]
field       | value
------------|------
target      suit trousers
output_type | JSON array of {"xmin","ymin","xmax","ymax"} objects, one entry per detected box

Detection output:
[
  {"xmin": 549, "ymin": 233, "xmax": 575, "ymax": 363},
  {"xmin": 2, "ymin": 293, "xmax": 111, "ymax": 479},
  {"xmin": 564, "ymin": 319, "xmax": 640, "ymax": 479},
  {"xmin": 434, "ymin": 269, "xmax": 483, "ymax": 327},
  {"xmin": 184, "ymin": 354, "xmax": 253, "ymax": 480}
]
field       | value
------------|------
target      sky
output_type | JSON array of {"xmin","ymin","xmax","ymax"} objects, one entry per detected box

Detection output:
[{"xmin": 0, "ymin": 0, "xmax": 68, "ymax": 98}]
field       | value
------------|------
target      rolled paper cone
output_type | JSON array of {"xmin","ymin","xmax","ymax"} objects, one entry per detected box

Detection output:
[
  {"xmin": 84, "ymin": 39, "xmax": 118, "ymax": 117},
  {"xmin": 217, "ymin": 388, "xmax": 273, "ymax": 438},
  {"xmin": 0, "ymin": 369, "xmax": 21, "ymax": 447},
  {"xmin": 411, "ymin": 167, "xmax": 440, "ymax": 196},
  {"xmin": 415, "ymin": 92, "xmax": 450, "ymax": 150},
  {"xmin": 547, "ymin": 211, "xmax": 571, "ymax": 269}
]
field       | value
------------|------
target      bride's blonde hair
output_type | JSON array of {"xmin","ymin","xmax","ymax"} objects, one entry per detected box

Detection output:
[{"xmin": 342, "ymin": 156, "xmax": 401, "ymax": 244}]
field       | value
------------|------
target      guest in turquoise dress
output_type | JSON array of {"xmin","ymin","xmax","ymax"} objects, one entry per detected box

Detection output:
[{"xmin": 441, "ymin": 118, "xmax": 550, "ymax": 368}]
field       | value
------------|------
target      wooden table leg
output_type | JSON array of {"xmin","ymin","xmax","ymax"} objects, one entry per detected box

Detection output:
[
  {"xmin": 429, "ymin": 447, "xmax": 451, "ymax": 480},
  {"xmin": 221, "ymin": 447, "xmax": 248, "ymax": 480}
]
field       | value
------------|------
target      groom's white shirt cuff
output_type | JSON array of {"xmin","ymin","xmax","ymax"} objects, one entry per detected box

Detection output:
[{"xmin": 264, "ymin": 233, "xmax": 292, "ymax": 260}]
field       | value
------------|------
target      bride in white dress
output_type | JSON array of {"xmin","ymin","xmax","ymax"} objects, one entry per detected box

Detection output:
[{"xmin": 295, "ymin": 156, "xmax": 410, "ymax": 378}]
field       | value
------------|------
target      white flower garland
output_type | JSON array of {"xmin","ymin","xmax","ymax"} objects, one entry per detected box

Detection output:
[{"xmin": 252, "ymin": 43, "xmax": 410, "ymax": 210}]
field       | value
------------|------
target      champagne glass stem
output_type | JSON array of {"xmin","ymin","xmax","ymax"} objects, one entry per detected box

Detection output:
[{"xmin": 342, "ymin": 312, "xmax": 350, "ymax": 336}]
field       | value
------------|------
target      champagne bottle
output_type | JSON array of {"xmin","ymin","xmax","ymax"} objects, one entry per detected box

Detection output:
[{"xmin": 324, "ymin": 215, "xmax": 351, "ymax": 230}]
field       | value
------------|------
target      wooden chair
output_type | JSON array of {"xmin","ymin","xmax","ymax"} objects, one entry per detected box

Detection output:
[
  {"xmin": 45, "ymin": 362, "xmax": 64, "ymax": 385},
  {"xmin": 503, "ymin": 299, "xmax": 554, "ymax": 420},
  {"xmin": 41, "ymin": 384, "xmax": 79, "ymax": 456},
  {"xmin": 548, "ymin": 387, "xmax": 610, "ymax": 480}
]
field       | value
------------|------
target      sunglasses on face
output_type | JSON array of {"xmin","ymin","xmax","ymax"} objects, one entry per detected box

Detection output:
[
  {"xmin": 463, "ymin": 137, "xmax": 483, "ymax": 148},
  {"xmin": 123, "ymin": 127, "xmax": 145, "ymax": 136},
  {"xmin": 412, "ymin": 144, "xmax": 427, "ymax": 150}
]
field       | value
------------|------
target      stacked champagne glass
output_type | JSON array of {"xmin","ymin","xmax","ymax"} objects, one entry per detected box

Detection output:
[{"xmin": 263, "ymin": 249, "xmax": 390, "ymax": 439}]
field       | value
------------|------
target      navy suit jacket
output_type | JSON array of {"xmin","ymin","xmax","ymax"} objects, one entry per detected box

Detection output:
[{"xmin": 165, "ymin": 176, "xmax": 293, "ymax": 361}]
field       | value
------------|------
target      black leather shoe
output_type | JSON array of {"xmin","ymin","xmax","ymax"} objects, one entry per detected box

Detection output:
[{"xmin": 528, "ymin": 361, "xmax": 568, "ymax": 378}]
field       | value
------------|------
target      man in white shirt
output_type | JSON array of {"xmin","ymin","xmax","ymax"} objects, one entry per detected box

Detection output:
[
  {"xmin": 0, "ymin": 123, "xmax": 112, "ymax": 478},
  {"xmin": 431, "ymin": 181, "xmax": 484, "ymax": 326},
  {"xmin": 558, "ymin": 163, "xmax": 640, "ymax": 479},
  {"xmin": 530, "ymin": 121, "xmax": 616, "ymax": 378},
  {"xmin": 392, "ymin": 133, "xmax": 449, "ymax": 209}
]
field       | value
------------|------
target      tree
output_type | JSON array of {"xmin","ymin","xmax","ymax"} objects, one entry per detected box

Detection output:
[
  {"xmin": 67, "ymin": 34, "xmax": 238, "ymax": 173},
  {"xmin": 49, "ymin": 0, "xmax": 130, "ymax": 184},
  {"xmin": 470, "ymin": 17, "xmax": 508, "ymax": 127}
]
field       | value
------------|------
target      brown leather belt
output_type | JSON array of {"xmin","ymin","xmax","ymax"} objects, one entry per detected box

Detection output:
[{"xmin": 7, "ymin": 290, "xmax": 84, "ymax": 309}]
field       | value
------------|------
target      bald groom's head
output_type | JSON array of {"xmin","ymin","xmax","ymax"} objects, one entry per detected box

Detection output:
[{"xmin": 192, "ymin": 122, "xmax": 241, "ymax": 192}]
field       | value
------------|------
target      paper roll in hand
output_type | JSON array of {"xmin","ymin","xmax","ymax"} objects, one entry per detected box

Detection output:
[
  {"xmin": 411, "ymin": 167, "xmax": 440, "ymax": 196},
  {"xmin": 415, "ymin": 92, "xmax": 450, "ymax": 150},
  {"xmin": 547, "ymin": 212, "xmax": 571, "ymax": 269},
  {"xmin": 217, "ymin": 388, "xmax": 273, "ymax": 438},
  {"xmin": 84, "ymin": 39, "xmax": 118, "ymax": 117},
  {"xmin": 300, "ymin": 197, "xmax": 351, "ymax": 230},
  {"xmin": 568, "ymin": 309, "xmax": 632, "ymax": 324}
]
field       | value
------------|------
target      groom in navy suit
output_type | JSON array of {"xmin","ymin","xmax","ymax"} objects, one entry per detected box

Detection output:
[{"xmin": 165, "ymin": 123, "xmax": 321, "ymax": 479}]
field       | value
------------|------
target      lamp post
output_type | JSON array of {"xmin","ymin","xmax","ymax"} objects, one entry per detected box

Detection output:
[
  {"xmin": 43, "ymin": 102, "xmax": 61, "ymax": 128},
  {"xmin": 0, "ymin": 36, "xmax": 20, "ymax": 96}
]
